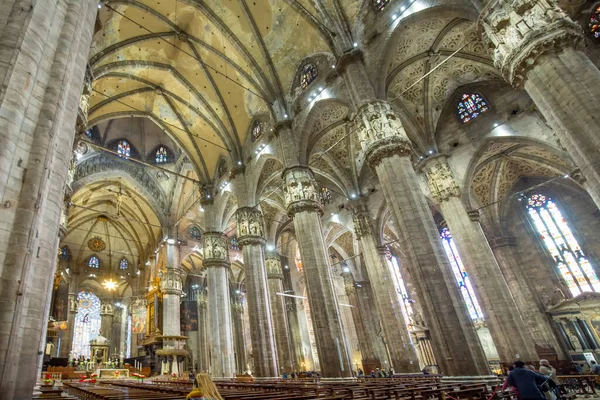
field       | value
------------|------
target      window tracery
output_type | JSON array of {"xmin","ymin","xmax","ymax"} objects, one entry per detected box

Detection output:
[
  {"xmin": 457, "ymin": 93, "xmax": 489, "ymax": 124},
  {"xmin": 590, "ymin": 6, "xmax": 600, "ymax": 38},
  {"xmin": 119, "ymin": 258, "xmax": 128, "ymax": 270},
  {"xmin": 155, "ymin": 146, "xmax": 167, "ymax": 163},
  {"xmin": 526, "ymin": 194, "xmax": 600, "ymax": 296},
  {"xmin": 300, "ymin": 64, "xmax": 318, "ymax": 90},
  {"xmin": 88, "ymin": 256, "xmax": 99, "ymax": 269},
  {"xmin": 71, "ymin": 291, "xmax": 101, "ymax": 358},
  {"xmin": 440, "ymin": 228, "xmax": 484, "ymax": 320},
  {"xmin": 251, "ymin": 121, "xmax": 263, "ymax": 142},
  {"xmin": 373, "ymin": 0, "xmax": 391, "ymax": 12},
  {"xmin": 117, "ymin": 140, "xmax": 131, "ymax": 159}
]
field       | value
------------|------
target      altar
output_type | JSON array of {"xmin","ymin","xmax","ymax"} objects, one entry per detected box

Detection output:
[{"xmin": 96, "ymin": 369, "xmax": 129, "ymax": 378}]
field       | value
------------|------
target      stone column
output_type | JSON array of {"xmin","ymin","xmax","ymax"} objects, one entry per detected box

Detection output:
[
  {"xmin": 352, "ymin": 205, "xmax": 418, "ymax": 371},
  {"xmin": 282, "ymin": 166, "xmax": 352, "ymax": 377},
  {"xmin": 352, "ymin": 100, "xmax": 488, "ymax": 375},
  {"xmin": 423, "ymin": 155, "xmax": 538, "ymax": 363},
  {"xmin": 60, "ymin": 293, "xmax": 79, "ymax": 358},
  {"xmin": 490, "ymin": 236, "xmax": 567, "ymax": 359},
  {"xmin": 203, "ymin": 231, "xmax": 235, "ymax": 377},
  {"xmin": 236, "ymin": 207, "xmax": 278, "ymax": 377},
  {"xmin": 343, "ymin": 276, "xmax": 387, "ymax": 372},
  {"xmin": 266, "ymin": 252, "xmax": 293, "ymax": 374},
  {"xmin": 231, "ymin": 295, "xmax": 247, "ymax": 374},
  {"xmin": 284, "ymin": 291, "xmax": 305, "ymax": 371},
  {"xmin": 160, "ymin": 267, "xmax": 183, "ymax": 337},
  {"xmin": 195, "ymin": 288, "xmax": 209, "ymax": 372},
  {"xmin": 100, "ymin": 301, "xmax": 115, "ymax": 344},
  {"xmin": 479, "ymin": 1, "xmax": 600, "ymax": 209},
  {"xmin": 0, "ymin": 0, "xmax": 98, "ymax": 396}
]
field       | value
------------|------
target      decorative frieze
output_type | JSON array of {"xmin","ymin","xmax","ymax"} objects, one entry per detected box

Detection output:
[
  {"xmin": 265, "ymin": 251, "xmax": 283, "ymax": 279},
  {"xmin": 354, "ymin": 100, "xmax": 412, "ymax": 168},
  {"xmin": 160, "ymin": 268, "xmax": 183, "ymax": 295},
  {"xmin": 479, "ymin": 0, "xmax": 583, "ymax": 87},
  {"xmin": 236, "ymin": 207, "xmax": 266, "ymax": 247},
  {"xmin": 282, "ymin": 166, "xmax": 322, "ymax": 216},
  {"xmin": 422, "ymin": 156, "xmax": 461, "ymax": 203},
  {"xmin": 202, "ymin": 232, "xmax": 230, "ymax": 268}
]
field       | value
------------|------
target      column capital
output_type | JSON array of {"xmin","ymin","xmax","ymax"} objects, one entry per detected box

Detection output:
[
  {"xmin": 421, "ymin": 155, "xmax": 461, "ymax": 203},
  {"xmin": 467, "ymin": 209, "xmax": 481, "ymax": 222},
  {"xmin": 343, "ymin": 274, "xmax": 356, "ymax": 296},
  {"xmin": 335, "ymin": 48, "xmax": 364, "ymax": 75},
  {"xmin": 265, "ymin": 251, "xmax": 283, "ymax": 279},
  {"xmin": 351, "ymin": 204, "xmax": 373, "ymax": 239},
  {"xmin": 202, "ymin": 232, "xmax": 231, "ymax": 268},
  {"xmin": 354, "ymin": 100, "xmax": 413, "ymax": 168},
  {"xmin": 282, "ymin": 166, "xmax": 323, "ymax": 216},
  {"xmin": 100, "ymin": 300, "xmax": 114, "ymax": 316},
  {"xmin": 479, "ymin": 0, "xmax": 584, "ymax": 88},
  {"xmin": 236, "ymin": 207, "xmax": 266, "ymax": 248},
  {"xmin": 159, "ymin": 268, "xmax": 184, "ymax": 295},
  {"xmin": 489, "ymin": 236, "xmax": 517, "ymax": 249}
]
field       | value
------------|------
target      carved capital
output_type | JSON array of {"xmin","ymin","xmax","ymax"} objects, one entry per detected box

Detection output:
[
  {"xmin": 467, "ymin": 209, "xmax": 481, "ymax": 222},
  {"xmin": 343, "ymin": 274, "xmax": 356, "ymax": 296},
  {"xmin": 202, "ymin": 232, "xmax": 230, "ymax": 268},
  {"xmin": 100, "ymin": 300, "xmax": 114, "ymax": 316},
  {"xmin": 265, "ymin": 251, "xmax": 283, "ymax": 279},
  {"xmin": 282, "ymin": 166, "xmax": 323, "ymax": 216},
  {"xmin": 351, "ymin": 205, "xmax": 373, "ymax": 240},
  {"xmin": 479, "ymin": 0, "xmax": 584, "ymax": 88},
  {"xmin": 422, "ymin": 156, "xmax": 460, "ymax": 203},
  {"xmin": 354, "ymin": 100, "xmax": 413, "ymax": 168},
  {"xmin": 69, "ymin": 294, "xmax": 79, "ymax": 314},
  {"xmin": 159, "ymin": 268, "xmax": 183, "ymax": 295},
  {"xmin": 236, "ymin": 207, "xmax": 265, "ymax": 248}
]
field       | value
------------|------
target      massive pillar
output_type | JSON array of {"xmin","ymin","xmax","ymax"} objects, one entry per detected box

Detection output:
[
  {"xmin": 479, "ymin": 1, "xmax": 600, "ymax": 208},
  {"xmin": 236, "ymin": 207, "xmax": 278, "ymax": 377},
  {"xmin": 203, "ymin": 231, "xmax": 235, "ymax": 377},
  {"xmin": 490, "ymin": 236, "xmax": 567, "ymax": 359},
  {"xmin": 100, "ymin": 301, "xmax": 115, "ymax": 344},
  {"xmin": 351, "ymin": 205, "xmax": 418, "ymax": 371},
  {"xmin": 194, "ymin": 288, "xmax": 210, "ymax": 372},
  {"xmin": 281, "ymin": 165, "xmax": 352, "ymax": 377},
  {"xmin": 423, "ymin": 155, "xmax": 538, "ymax": 363},
  {"xmin": 0, "ymin": 0, "xmax": 98, "ymax": 396},
  {"xmin": 284, "ymin": 290, "xmax": 305, "ymax": 371},
  {"xmin": 231, "ymin": 295, "xmax": 247, "ymax": 375},
  {"xmin": 159, "ymin": 264, "xmax": 186, "ymax": 375},
  {"xmin": 266, "ymin": 252, "xmax": 294, "ymax": 374},
  {"xmin": 60, "ymin": 293, "xmax": 79, "ymax": 358}
]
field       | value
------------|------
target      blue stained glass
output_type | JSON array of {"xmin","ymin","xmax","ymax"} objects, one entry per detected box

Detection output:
[
  {"xmin": 88, "ymin": 256, "xmax": 99, "ymax": 268},
  {"xmin": 119, "ymin": 258, "xmax": 128, "ymax": 270},
  {"xmin": 590, "ymin": 7, "xmax": 600, "ymax": 39},
  {"xmin": 117, "ymin": 140, "xmax": 131, "ymax": 159},
  {"xmin": 300, "ymin": 64, "xmax": 317, "ymax": 89},
  {"xmin": 458, "ymin": 93, "xmax": 489, "ymax": 124},
  {"xmin": 155, "ymin": 146, "xmax": 167, "ymax": 163}
]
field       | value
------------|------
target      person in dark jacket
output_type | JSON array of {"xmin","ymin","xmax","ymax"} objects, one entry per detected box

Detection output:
[{"xmin": 507, "ymin": 361, "xmax": 550, "ymax": 400}]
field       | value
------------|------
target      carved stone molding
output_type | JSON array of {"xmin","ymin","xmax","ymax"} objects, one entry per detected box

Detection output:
[
  {"xmin": 100, "ymin": 300, "xmax": 114, "ymax": 316},
  {"xmin": 354, "ymin": 100, "xmax": 413, "ymax": 168},
  {"xmin": 236, "ymin": 207, "xmax": 266, "ymax": 248},
  {"xmin": 160, "ymin": 268, "xmax": 183, "ymax": 295},
  {"xmin": 202, "ymin": 232, "xmax": 230, "ymax": 268},
  {"xmin": 489, "ymin": 236, "xmax": 517, "ymax": 249},
  {"xmin": 467, "ymin": 210, "xmax": 481, "ymax": 222},
  {"xmin": 265, "ymin": 251, "xmax": 283, "ymax": 279},
  {"xmin": 422, "ymin": 156, "xmax": 461, "ymax": 203},
  {"xmin": 282, "ymin": 166, "xmax": 323, "ymax": 216},
  {"xmin": 479, "ymin": 0, "xmax": 584, "ymax": 88}
]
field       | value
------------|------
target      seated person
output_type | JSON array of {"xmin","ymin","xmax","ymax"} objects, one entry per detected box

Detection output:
[{"xmin": 187, "ymin": 373, "xmax": 223, "ymax": 400}]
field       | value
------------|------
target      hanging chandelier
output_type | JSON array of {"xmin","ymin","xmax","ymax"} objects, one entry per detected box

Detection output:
[{"xmin": 102, "ymin": 278, "xmax": 118, "ymax": 291}]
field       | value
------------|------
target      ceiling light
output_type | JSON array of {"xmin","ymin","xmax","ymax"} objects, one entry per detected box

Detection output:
[
  {"xmin": 331, "ymin": 65, "xmax": 336, "ymax": 69},
  {"xmin": 103, "ymin": 278, "xmax": 118, "ymax": 291},
  {"xmin": 284, "ymin": 114, "xmax": 288, "ymax": 119},
  {"xmin": 237, "ymin": 161, "xmax": 242, "ymax": 165},
  {"xmin": 564, "ymin": 174, "xmax": 569, "ymax": 178},
  {"xmin": 136, "ymin": 270, "xmax": 140, "ymax": 275},
  {"xmin": 392, "ymin": 14, "xmax": 397, "ymax": 19},
  {"xmin": 98, "ymin": 4, "xmax": 102, "ymax": 8},
  {"xmin": 494, "ymin": 123, "xmax": 499, "ymax": 127},
  {"xmin": 350, "ymin": 193, "xmax": 357, "ymax": 199},
  {"xmin": 401, "ymin": 6, "xmax": 406, "ymax": 11},
  {"xmin": 428, "ymin": 150, "xmax": 433, "ymax": 155},
  {"xmin": 353, "ymin": 42, "xmax": 358, "ymax": 47},
  {"xmin": 318, "ymin": 87, "xmax": 323, "ymax": 91},
  {"xmin": 284, "ymin": 265, "xmax": 289, "ymax": 269}
]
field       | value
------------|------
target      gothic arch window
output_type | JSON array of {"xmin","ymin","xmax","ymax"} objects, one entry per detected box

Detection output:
[
  {"xmin": 457, "ymin": 93, "xmax": 489, "ymax": 124},
  {"xmin": 230, "ymin": 237, "xmax": 239, "ymax": 251},
  {"xmin": 526, "ymin": 193, "xmax": 600, "ymax": 296},
  {"xmin": 71, "ymin": 291, "xmax": 101, "ymax": 358},
  {"xmin": 373, "ymin": 0, "xmax": 391, "ymax": 12},
  {"xmin": 251, "ymin": 121, "xmax": 263, "ymax": 142},
  {"xmin": 319, "ymin": 187, "xmax": 333, "ymax": 204},
  {"xmin": 385, "ymin": 249, "xmax": 415, "ymax": 329},
  {"xmin": 119, "ymin": 258, "xmax": 128, "ymax": 270},
  {"xmin": 300, "ymin": 64, "xmax": 318, "ymax": 90},
  {"xmin": 155, "ymin": 146, "xmax": 167, "ymax": 163},
  {"xmin": 590, "ymin": 6, "xmax": 600, "ymax": 38},
  {"xmin": 59, "ymin": 246, "xmax": 70, "ymax": 260},
  {"xmin": 117, "ymin": 140, "xmax": 131, "ymax": 159},
  {"xmin": 440, "ymin": 228, "xmax": 484, "ymax": 320},
  {"xmin": 189, "ymin": 226, "xmax": 202, "ymax": 240},
  {"xmin": 88, "ymin": 256, "xmax": 99, "ymax": 269}
]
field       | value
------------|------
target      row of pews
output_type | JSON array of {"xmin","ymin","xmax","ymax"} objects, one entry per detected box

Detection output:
[{"xmin": 62, "ymin": 376, "xmax": 505, "ymax": 400}]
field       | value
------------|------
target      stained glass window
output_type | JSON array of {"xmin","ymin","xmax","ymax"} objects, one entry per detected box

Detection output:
[
  {"xmin": 117, "ymin": 140, "xmax": 131, "ymax": 159},
  {"xmin": 320, "ymin": 187, "xmax": 333, "ymax": 204},
  {"xmin": 251, "ymin": 121, "xmax": 262, "ymax": 142},
  {"xmin": 440, "ymin": 228, "xmax": 484, "ymax": 320},
  {"xmin": 155, "ymin": 146, "xmax": 167, "ymax": 163},
  {"xmin": 71, "ymin": 291, "xmax": 101, "ymax": 358},
  {"xmin": 126, "ymin": 314, "xmax": 132, "ymax": 358},
  {"xmin": 457, "ymin": 93, "xmax": 489, "ymax": 124},
  {"xmin": 85, "ymin": 129, "xmax": 94, "ymax": 139},
  {"xmin": 190, "ymin": 226, "xmax": 202, "ymax": 240},
  {"xmin": 231, "ymin": 237, "xmax": 239, "ymax": 251},
  {"xmin": 300, "ymin": 64, "xmax": 318, "ymax": 90},
  {"xmin": 526, "ymin": 194, "xmax": 600, "ymax": 296},
  {"xmin": 60, "ymin": 246, "xmax": 70, "ymax": 260},
  {"xmin": 385, "ymin": 249, "xmax": 415, "ymax": 334},
  {"xmin": 373, "ymin": 0, "xmax": 391, "ymax": 12},
  {"xmin": 88, "ymin": 256, "xmax": 99, "ymax": 269},
  {"xmin": 119, "ymin": 258, "xmax": 128, "ymax": 270},
  {"xmin": 590, "ymin": 6, "xmax": 600, "ymax": 38}
]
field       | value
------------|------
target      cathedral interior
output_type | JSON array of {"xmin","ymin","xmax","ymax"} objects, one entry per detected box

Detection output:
[{"xmin": 2, "ymin": 0, "xmax": 600, "ymax": 398}]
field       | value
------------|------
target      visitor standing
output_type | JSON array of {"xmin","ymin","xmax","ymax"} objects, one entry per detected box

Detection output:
[{"xmin": 507, "ymin": 361, "xmax": 550, "ymax": 400}]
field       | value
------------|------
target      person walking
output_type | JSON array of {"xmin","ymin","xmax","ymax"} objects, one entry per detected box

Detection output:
[
  {"xmin": 507, "ymin": 361, "xmax": 550, "ymax": 400},
  {"xmin": 539, "ymin": 359, "xmax": 560, "ymax": 400}
]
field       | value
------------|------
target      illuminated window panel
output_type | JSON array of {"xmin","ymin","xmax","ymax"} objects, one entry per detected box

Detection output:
[
  {"xmin": 385, "ymin": 250, "xmax": 415, "ymax": 334},
  {"xmin": 155, "ymin": 146, "xmax": 167, "ymax": 163},
  {"xmin": 457, "ymin": 93, "xmax": 489, "ymax": 124},
  {"xmin": 526, "ymin": 194, "xmax": 600, "ymax": 296},
  {"xmin": 117, "ymin": 140, "xmax": 131, "ymax": 159},
  {"xmin": 71, "ymin": 291, "xmax": 101, "ymax": 358}
]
